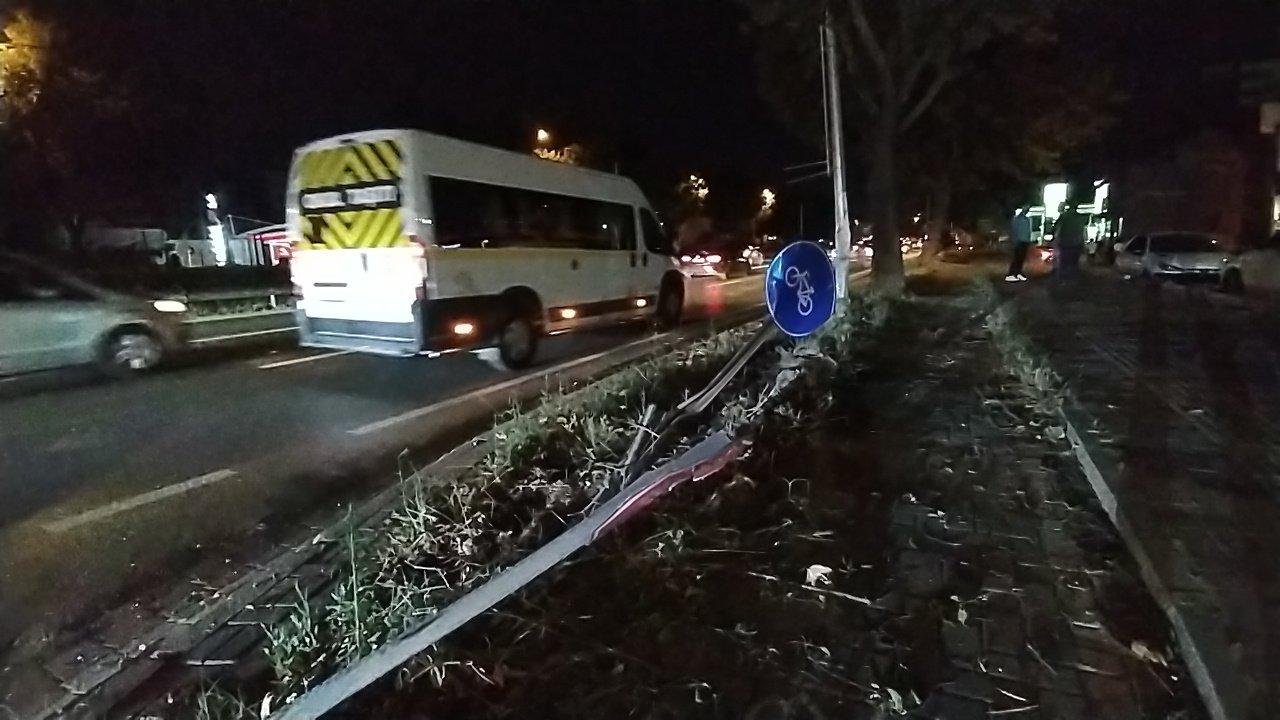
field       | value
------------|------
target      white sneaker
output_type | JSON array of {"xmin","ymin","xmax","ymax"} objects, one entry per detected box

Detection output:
[
  {"xmin": 1004, "ymin": 274, "xmax": 1019, "ymax": 282},
  {"xmin": 1016, "ymin": 274, "xmax": 1028, "ymax": 281}
]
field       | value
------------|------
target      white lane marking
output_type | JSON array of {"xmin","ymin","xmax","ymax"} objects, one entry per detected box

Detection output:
[
  {"xmin": 41, "ymin": 469, "xmax": 239, "ymax": 533},
  {"xmin": 190, "ymin": 326, "xmax": 298, "ymax": 345},
  {"xmin": 348, "ymin": 332, "xmax": 674, "ymax": 437},
  {"xmin": 258, "ymin": 350, "xmax": 355, "ymax": 370}
]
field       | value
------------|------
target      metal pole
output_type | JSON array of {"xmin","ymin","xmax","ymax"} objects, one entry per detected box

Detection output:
[{"xmin": 823, "ymin": 12, "xmax": 853, "ymax": 299}]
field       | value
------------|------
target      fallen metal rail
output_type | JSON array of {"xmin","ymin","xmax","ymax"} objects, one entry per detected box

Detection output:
[
  {"xmin": 272, "ymin": 323, "xmax": 781, "ymax": 719},
  {"xmin": 273, "ymin": 432, "xmax": 745, "ymax": 719}
]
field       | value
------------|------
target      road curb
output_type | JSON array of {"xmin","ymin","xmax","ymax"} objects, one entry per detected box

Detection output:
[{"xmin": 1057, "ymin": 404, "xmax": 1230, "ymax": 720}]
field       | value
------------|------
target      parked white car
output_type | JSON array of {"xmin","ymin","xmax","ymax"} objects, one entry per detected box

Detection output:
[
  {"xmin": 1222, "ymin": 231, "xmax": 1280, "ymax": 294},
  {"xmin": 0, "ymin": 252, "xmax": 189, "ymax": 377},
  {"xmin": 1114, "ymin": 232, "xmax": 1232, "ymax": 282}
]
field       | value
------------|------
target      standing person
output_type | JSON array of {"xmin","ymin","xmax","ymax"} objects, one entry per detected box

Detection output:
[
  {"xmin": 1005, "ymin": 206, "xmax": 1033, "ymax": 282},
  {"xmin": 1052, "ymin": 199, "xmax": 1087, "ymax": 279}
]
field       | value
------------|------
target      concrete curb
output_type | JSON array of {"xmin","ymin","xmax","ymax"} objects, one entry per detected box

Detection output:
[{"xmin": 1057, "ymin": 405, "xmax": 1229, "ymax": 720}]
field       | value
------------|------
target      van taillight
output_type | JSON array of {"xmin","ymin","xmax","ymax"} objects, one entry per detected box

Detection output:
[{"xmin": 416, "ymin": 284, "xmax": 427, "ymax": 301}]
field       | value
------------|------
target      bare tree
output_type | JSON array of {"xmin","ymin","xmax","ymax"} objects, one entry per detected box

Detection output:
[{"xmin": 750, "ymin": 0, "xmax": 1052, "ymax": 292}]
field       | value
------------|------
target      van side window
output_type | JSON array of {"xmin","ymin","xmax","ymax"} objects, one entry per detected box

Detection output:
[
  {"xmin": 641, "ymin": 210, "xmax": 671, "ymax": 255},
  {"xmin": 429, "ymin": 176, "xmax": 635, "ymax": 252}
]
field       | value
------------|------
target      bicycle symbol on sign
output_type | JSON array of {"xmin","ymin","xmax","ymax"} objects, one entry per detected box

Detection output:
[{"xmin": 785, "ymin": 265, "xmax": 815, "ymax": 316}]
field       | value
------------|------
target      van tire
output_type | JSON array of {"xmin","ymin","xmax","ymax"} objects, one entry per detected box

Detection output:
[
  {"xmin": 99, "ymin": 327, "xmax": 163, "ymax": 378},
  {"xmin": 497, "ymin": 313, "xmax": 538, "ymax": 369},
  {"xmin": 656, "ymin": 276, "xmax": 683, "ymax": 330}
]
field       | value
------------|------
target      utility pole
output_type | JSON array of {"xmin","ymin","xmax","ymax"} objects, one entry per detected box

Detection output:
[{"xmin": 822, "ymin": 12, "xmax": 853, "ymax": 300}]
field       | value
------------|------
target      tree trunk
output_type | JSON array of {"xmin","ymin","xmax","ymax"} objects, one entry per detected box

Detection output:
[
  {"xmin": 922, "ymin": 176, "xmax": 952, "ymax": 263},
  {"xmin": 868, "ymin": 115, "xmax": 904, "ymax": 294}
]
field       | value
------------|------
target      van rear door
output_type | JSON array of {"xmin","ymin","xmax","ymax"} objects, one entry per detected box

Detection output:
[{"xmin": 289, "ymin": 135, "xmax": 427, "ymax": 354}]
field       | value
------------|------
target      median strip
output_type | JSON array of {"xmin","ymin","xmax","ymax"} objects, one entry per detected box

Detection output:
[
  {"xmin": 41, "ymin": 469, "xmax": 240, "ymax": 533},
  {"xmin": 257, "ymin": 349, "xmax": 354, "ymax": 369},
  {"xmin": 346, "ymin": 331, "xmax": 675, "ymax": 436},
  {"xmin": 189, "ymin": 326, "xmax": 298, "ymax": 345}
]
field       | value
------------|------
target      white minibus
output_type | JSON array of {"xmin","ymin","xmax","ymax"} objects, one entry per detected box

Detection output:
[{"xmin": 286, "ymin": 130, "xmax": 681, "ymax": 367}]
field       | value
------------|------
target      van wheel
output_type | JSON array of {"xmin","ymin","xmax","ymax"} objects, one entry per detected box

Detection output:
[
  {"xmin": 1222, "ymin": 268, "xmax": 1244, "ymax": 294},
  {"xmin": 101, "ymin": 328, "xmax": 163, "ymax": 377},
  {"xmin": 656, "ymin": 278, "xmax": 683, "ymax": 330},
  {"xmin": 497, "ymin": 314, "xmax": 538, "ymax": 369}
]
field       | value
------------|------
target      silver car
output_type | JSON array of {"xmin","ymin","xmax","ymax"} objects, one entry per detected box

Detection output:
[
  {"xmin": 1114, "ymin": 232, "xmax": 1232, "ymax": 282},
  {"xmin": 0, "ymin": 252, "xmax": 188, "ymax": 377}
]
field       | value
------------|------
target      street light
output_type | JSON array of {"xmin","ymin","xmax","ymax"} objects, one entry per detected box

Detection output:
[
  {"xmin": 686, "ymin": 174, "xmax": 709, "ymax": 201},
  {"xmin": 536, "ymin": 127, "xmax": 551, "ymax": 144}
]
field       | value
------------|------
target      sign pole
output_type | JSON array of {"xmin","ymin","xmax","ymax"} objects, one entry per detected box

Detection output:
[{"xmin": 823, "ymin": 12, "xmax": 853, "ymax": 300}]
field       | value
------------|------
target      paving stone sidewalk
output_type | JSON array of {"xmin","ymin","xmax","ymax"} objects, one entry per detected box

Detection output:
[
  {"xmin": 877, "ymin": 298, "xmax": 1198, "ymax": 719},
  {"xmin": 1003, "ymin": 274, "xmax": 1280, "ymax": 719}
]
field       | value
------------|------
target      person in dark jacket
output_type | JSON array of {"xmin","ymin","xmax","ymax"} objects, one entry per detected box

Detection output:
[
  {"xmin": 1052, "ymin": 200, "xmax": 1088, "ymax": 279},
  {"xmin": 1005, "ymin": 206, "xmax": 1033, "ymax": 281}
]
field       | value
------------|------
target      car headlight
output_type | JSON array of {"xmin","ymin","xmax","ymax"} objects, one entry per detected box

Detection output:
[
  {"xmin": 1158, "ymin": 262, "xmax": 1177, "ymax": 271},
  {"xmin": 152, "ymin": 299, "xmax": 188, "ymax": 313}
]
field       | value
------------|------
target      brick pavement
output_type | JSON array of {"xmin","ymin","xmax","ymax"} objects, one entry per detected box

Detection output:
[
  {"xmin": 880, "ymin": 298, "xmax": 1196, "ymax": 719},
  {"xmin": 1003, "ymin": 273, "xmax": 1280, "ymax": 719}
]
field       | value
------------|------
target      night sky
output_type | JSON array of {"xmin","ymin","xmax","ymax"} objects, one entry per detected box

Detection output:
[
  {"xmin": 20, "ymin": 0, "xmax": 803, "ymax": 231},
  {"xmin": 9, "ymin": 0, "xmax": 1280, "ymax": 235}
]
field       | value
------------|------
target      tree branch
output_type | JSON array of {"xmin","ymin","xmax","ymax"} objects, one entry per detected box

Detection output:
[
  {"xmin": 900, "ymin": 61, "xmax": 954, "ymax": 130},
  {"xmin": 833, "ymin": 22, "xmax": 882, "ymax": 114},
  {"xmin": 845, "ymin": 0, "xmax": 893, "ymax": 90},
  {"xmin": 899, "ymin": 32, "xmax": 946, "ymax": 106}
]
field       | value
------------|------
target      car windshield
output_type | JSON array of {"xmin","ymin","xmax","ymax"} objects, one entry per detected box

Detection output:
[{"xmin": 1149, "ymin": 234, "xmax": 1218, "ymax": 253}]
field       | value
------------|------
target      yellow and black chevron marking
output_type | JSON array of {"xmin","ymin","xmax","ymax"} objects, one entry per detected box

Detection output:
[
  {"xmin": 302, "ymin": 209, "xmax": 408, "ymax": 249},
  {"xmin": 298, "ymin": 139, "xmax": 403, "ymax": 189},
  {"xmin": 297, "ymin": 139, "xmax": 408, "ymax": 249}
]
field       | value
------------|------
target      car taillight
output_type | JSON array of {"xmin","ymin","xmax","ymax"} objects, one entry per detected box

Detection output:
[{"xmin": 416, "ymin": 284, "xmax": 427, "ymax": 302}]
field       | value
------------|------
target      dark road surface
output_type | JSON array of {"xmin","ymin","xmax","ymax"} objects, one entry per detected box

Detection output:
[
  {"xmin": 1, "ymin": 325, "xmax": 663, "ymax": 526},
  {"xmin": 0, "ymin": 275, "xmax": 767, "ymax": 643}
]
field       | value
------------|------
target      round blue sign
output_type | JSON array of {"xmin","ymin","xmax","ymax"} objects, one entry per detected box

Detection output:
[{"xmin": 765, "ymin": 240, "xmax": 837, "ymax": 337}]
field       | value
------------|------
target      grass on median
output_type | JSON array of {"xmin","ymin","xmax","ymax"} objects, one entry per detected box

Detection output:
[
  {"xmin": 183, "ymin": 295, "xmax": 894, "ymax": 718},
  {"xmin": 247, "ymin": 324, "xmax": 762, "ymax": 704}
]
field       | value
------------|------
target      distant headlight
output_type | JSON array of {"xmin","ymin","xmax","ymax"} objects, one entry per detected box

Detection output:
[
  {"xmin": 705, "ymin": 254, "xmax": 723, "ymax": 264},
  {"xmin": 152, "ymin": 299, "xmax": 188, "ymax": 313},
  {"xmin": 1158, "ymin": 262, "xmax": 1178, "ymax": 271}
]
